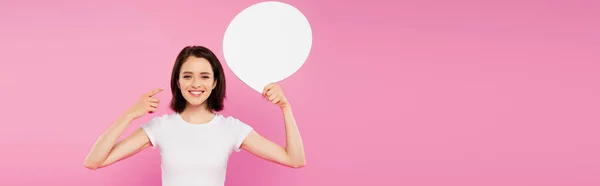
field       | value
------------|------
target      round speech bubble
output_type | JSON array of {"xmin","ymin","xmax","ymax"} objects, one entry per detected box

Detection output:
[{"xmin": 223, "ymin": 1, "xmax": 312, "ymax": 93}]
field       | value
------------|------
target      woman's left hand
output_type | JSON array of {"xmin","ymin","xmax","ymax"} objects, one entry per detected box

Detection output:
[{"xmin": 262, "ymin": 83, "xmax": 290, "ymax": 109}]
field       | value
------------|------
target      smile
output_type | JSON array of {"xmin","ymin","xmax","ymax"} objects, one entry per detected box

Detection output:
[{"xmin": 189, "ymin": 90, "xmax": 204, "ymax": 96}]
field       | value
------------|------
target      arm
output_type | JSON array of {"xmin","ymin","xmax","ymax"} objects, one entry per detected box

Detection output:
[
  {"xmin": 84, "ymin": 88, "xmax": 162, "ymax": 170},
  {"xmin": 83, "ymin": 114, "xmax": 151, "ymax": 170},
  {"xmin": 240, "ymin": 83, "xmax": 306, "ymax": 168}
]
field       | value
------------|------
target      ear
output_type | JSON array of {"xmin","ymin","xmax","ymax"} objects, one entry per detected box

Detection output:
[{"xmin": 212, "ymin": 80, "xmax": 217, "ymax": 90}]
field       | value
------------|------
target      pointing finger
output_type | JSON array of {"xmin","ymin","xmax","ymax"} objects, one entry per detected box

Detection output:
[{"xmin": 148, "ymin": 88, "xmax": 164, "ymax": 96}]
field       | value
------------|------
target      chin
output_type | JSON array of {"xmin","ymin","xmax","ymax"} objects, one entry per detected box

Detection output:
[
  {"xmin": 188, "ymin": 100, "xmax": 206, "ymax": 105},
  {"xmin": 183, "ymin": 96, "xmax": 208, "ymax": 106}
]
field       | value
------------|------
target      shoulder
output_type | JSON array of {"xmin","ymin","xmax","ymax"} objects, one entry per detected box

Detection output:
[
  {"xmin": 219, "ymin": 114, "xmax": 240, "ymax": 124},
  {"xmin": 217, "ymin": 114, "xmax": 244, "ymax": 124},
  {"xmin": 152, "ymin": 113, "xmax": 178, "ymax": 123},
  {"xmin": 216, "ymin": 114, "xmax": 253, "ymax": 129},
  {"xmin": 141, "ymin": 113, "xmax": 177, "ymax": 128}
]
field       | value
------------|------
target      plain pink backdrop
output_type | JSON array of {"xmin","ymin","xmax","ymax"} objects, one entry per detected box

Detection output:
[{"xmin": 1, "ymin": 0, "xmax": 599, "ymax": 185}]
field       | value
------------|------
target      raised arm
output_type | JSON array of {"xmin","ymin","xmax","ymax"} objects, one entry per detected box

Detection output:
[
  {"xmin": 240, "ymin": 84, "xmax": 306, "ymax": 168},
  {"xmin": 83, "ymin": 88, "xmax": 163, "ymax": 170}
]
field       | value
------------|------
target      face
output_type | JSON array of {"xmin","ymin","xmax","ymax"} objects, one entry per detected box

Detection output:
[{"xmin": 178, "ymin": 56, "xmax": 216, "ymax": 107}]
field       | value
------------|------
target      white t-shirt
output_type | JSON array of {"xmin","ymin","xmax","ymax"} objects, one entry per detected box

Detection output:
[{"xmin": 140, "ymin": 112, "xmax": 254, "ymax": 186}]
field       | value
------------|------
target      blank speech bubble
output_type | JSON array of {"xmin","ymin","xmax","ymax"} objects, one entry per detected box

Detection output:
[{"xmin": 223, "ymin": 1, "xmax": 313, "ymax": 93}]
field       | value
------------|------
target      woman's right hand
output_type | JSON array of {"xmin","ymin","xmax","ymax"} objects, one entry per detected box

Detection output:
[{"xmin": 125, "ymin": 88, "xmax": 163, "ymax": 119}]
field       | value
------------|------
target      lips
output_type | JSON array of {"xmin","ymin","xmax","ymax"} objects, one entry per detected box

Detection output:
[{"xmin": 189, "ymin": 90, "xmax": 204, "ymax": 97}]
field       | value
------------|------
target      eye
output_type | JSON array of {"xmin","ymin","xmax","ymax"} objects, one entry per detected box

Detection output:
[
  {"xmin": 183, "ymin": 75, "xmax": 192, "ymax": 79},
  {"xmin": 202, "ymin": 76, "xmax": 210, "ymax": 79}
]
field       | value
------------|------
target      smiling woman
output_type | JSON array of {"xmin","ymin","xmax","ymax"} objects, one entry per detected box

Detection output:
[{"xmin": 83, "ymin": 46, "xmax": 306, "ymax": 186}]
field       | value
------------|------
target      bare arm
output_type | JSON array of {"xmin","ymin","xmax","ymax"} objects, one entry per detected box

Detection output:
[
  {"xmin": 241, "ymin": 106, "xmax": 306, "ymax": 168},
  {"xmin": 84, "ymin": 88, "xmax": 162, "ymax": 170},
  {"xmin": 240, "ymin": 83, "xmax": 306, "ymax": 168},
  {"xmin": 83, "ymin": 114, "xmax": 151, "ymax": 170}
]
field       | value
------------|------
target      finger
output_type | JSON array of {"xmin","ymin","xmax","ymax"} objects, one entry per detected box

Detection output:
[
  {"xmin": 268, "ymin": 92, "xmax": 278, "ymax": 101},
  {"xmin": 265, "ymin": 83, "xmax": 277, "ymax": 89},
  {"xmin": 263, "ymin": 83, "xmax": 277, "ymax": 96},
  {"xmin": 271, "ymin": 95, "xmax": 281, "ymax": 104},
  {"xmin": 149, "ymin": 98, "xmax": 160, "ymax": 103},
  {"xmin": 262, "ymin": 85, "xmax": 269, "ymax": 97},
  {"xmin": 268, "ymin": 86, "xmax": 281, "ymax": 97},
  {"xmin": 149, "ymin": 103, "xmax": 159, "ymax": 108},
  {"xmin": 263, "ymin": 85, "xmax": 274, "ymax": 97},
  {"xmin": 147, "ymin": 88, "xmax": 164, "ymax": 97}
]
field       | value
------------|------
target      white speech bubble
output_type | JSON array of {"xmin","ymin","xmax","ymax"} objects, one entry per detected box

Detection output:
[{"xmin": 223, "ymin": 1, "xmax": 312, "ymax": 93}]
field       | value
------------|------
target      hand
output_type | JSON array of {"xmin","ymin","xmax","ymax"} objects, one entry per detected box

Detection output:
[
  {"xmin": 262, "ymin": 83, "xmax": 290, "ymax": 109},
  {"xmin": 125, "ymin": 88, "xmax": 163, "ymax": 119}
]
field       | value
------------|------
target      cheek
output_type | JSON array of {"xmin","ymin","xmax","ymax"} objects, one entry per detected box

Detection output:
[
  {"xmin": 201, "ymin": 79, "xmax": 214, "ymax": 87},
  {"xmin": 179, "ymin": 79, "xmax": 190, "ymax": 87},
  {"xmin": 178, "ymin": 84, "xmax": 188, "ymax": 93}
]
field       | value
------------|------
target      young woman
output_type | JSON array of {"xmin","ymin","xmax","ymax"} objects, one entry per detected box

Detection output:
[{"xmin": 84, "ymin": 46, "xmax": 306, "ymax": 186}]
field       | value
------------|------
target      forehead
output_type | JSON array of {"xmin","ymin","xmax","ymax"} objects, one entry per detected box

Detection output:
[{"xmin": 180, "ymin": 56, "xmax": 213, "ymax": 73}]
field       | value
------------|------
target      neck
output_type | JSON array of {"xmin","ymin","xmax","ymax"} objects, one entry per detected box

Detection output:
[{"xmin": 179, "ymin": 103, "xmax": 215, "ymax": 124}]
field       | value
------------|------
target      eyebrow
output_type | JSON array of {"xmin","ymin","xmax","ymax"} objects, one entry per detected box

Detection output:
[{"xmin": 182, "ymin": 71, "xmax": 212, "ymax": 75}]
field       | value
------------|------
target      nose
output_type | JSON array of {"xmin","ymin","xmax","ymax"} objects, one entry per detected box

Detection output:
[{"xmin": 191, "ymin": 78, "xmax": 202, "ymax": 88}]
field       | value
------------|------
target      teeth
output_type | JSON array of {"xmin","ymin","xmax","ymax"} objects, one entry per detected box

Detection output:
[{"xmin": 190, "ymin": 91, "xmax": 203, "ymax": 95}]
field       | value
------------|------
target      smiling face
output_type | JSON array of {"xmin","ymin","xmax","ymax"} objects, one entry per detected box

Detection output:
[
  {"xmin": 178, "ymin": 56, "xmax": 217, "ymax": 107},
  {"xmin": 169, "ymin": 46, "xmax": 227, "ymax": 113}
]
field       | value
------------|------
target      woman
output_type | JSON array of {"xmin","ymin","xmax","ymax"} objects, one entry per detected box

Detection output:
[{"xmin": 84, "ymin": 46, "xmax": 306, "ymax": 186}]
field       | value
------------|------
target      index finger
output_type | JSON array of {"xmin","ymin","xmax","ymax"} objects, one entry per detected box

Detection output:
[{"xmin": 147, "ymin": 88, "xmax": 164, "ymax": 97}]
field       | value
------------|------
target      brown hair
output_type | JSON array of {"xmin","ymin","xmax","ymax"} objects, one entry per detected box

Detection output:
[{"xmin": 169, "ymin": 46, "xmax": 226, "ymax": 113}]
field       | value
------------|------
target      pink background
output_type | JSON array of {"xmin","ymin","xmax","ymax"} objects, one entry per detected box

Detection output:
[{"xmin": 1, "ymin": 0, "xmax": 599, "ymax": 185}]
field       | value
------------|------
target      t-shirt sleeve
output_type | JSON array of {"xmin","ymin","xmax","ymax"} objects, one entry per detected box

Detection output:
[
  {"xmin": 231, "ymin": 118, "xmax": 254, "ymax": 152},
  {"xmin": 140, "ymin": 115, "xmax": 164, "ymax": 149}
]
